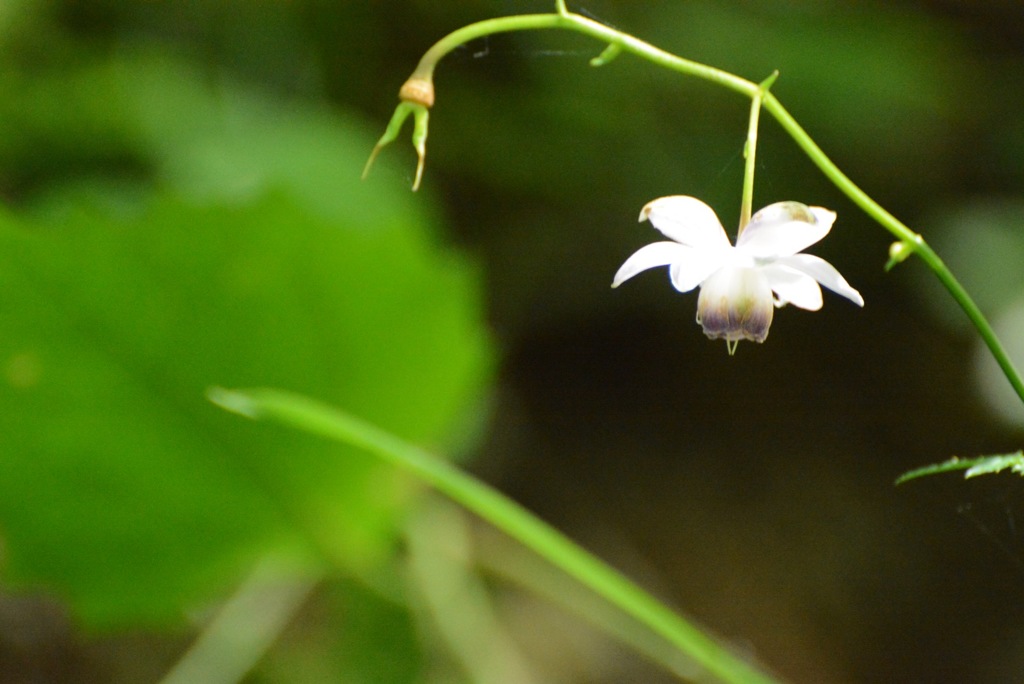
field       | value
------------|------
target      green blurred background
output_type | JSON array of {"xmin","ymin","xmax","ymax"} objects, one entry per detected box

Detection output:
[{"xmin": 2, "ymin": 1, "xmax": 1024, "ymax": 682}]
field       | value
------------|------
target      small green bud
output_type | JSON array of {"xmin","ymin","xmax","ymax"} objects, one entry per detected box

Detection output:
[
  {"xmin": 885, "ymin": 240, "xmax": 915, "ymax": 271},
  {"xmin": 589, "ymin": 43, "xmax": 621, "ymax": 67}
]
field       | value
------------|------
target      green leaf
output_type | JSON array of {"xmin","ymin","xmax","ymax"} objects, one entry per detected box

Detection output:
[
  {"xmin": 0, "ymin": 62, "xmax": 492, "ymax": 627},
  {"xmin": 895, "ymin": 451, "xmax": 1024, "ymax": 485}
]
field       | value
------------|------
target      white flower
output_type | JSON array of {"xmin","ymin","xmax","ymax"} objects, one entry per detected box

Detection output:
[{"xmin": 612, "ymin": 195, "xmax": 863, "ymax": 351}]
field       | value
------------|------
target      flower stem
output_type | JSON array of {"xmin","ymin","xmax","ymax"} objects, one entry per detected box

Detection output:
[
  {"xmin": 392, "ymin": 8, "xmax": 1024, "ymax": 409},
  {"xmin": 738, "ymin": 72, "xmax": 778, "ymax": 236}
]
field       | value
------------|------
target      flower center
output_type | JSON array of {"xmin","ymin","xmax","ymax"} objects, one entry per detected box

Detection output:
[{"xmin": 695, "ymin": 266, "xmax": 774, "ymax": 346}]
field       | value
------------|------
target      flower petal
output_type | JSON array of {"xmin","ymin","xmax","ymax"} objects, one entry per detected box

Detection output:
[
  {"xmin": 639, "ymin": 196, "xmax": 731, "ymax": 251},
  {"xmin": 668, "ymin": 250, "xmax": 730, "ymax": 293},
  {"xmin": 611, "ymin": 241, "xmax": 690, "ymax": 288},
  {"xmin": 775, "ymin": 253, "xmax": 864, "ymax": 306},
  {"xmin": 760, "ymin": 264, "xmax": 824, "ymax": 310},
  {"xmin": 737, "ymin": 202, "xmax": 836, "ymax": 259},
  {"xmin": 612, "ymin": 241, "xmax": 729, "ymax": 293}
]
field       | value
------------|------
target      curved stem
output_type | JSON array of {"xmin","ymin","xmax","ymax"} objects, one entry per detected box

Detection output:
[
  {"xmin": 917, "ymin": 241, "xmax": 1024, "ymax": 405},
  {"xmin": 760, "ymin": 95, "xmax": 919, "ymax": 244},
  {"xmin": 408, "ymin": 13, "xmax": 755, "ymax": 98},
  {"xmin": 761, "ymin": 94, "xmax": 1024, "ymax": 405},
  {"xmin": 209, "ymin": 388, "xmax": 778, "ymax": 684},
  {"xmin": 398, "ymin": 9, "xmax": 1024, "ymax": 408}
]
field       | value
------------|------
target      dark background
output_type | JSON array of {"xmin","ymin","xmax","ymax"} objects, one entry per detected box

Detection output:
[{"xmin": 5, "ymin": 1, "xmax": 1024, "ymax": 682}]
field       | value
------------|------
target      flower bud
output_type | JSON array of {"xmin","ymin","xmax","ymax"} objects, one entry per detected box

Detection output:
[{"xmin": 885, "ymin": 240, "xmax": 914, "ymax": 271}]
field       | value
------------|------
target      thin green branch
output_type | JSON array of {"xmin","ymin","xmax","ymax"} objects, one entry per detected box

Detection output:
[
  {"xmin": 760, "ymin": 94, "xmax": 1024, "ymax": 406},
  {"xmin": 915, "ymin": 241, "xmax": 1024, "ymax": 405},
  {"xmin": 208, "ymin": 387, "xmax": 779, "ymax": 684},
  {"xmin": 407, "ymin": 12, "xmax": 753, "ymax": 96}
]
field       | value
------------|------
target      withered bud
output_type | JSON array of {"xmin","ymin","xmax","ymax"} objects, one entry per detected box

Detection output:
[{"xmin": 399, "ymin": 77, "xmax": 435, "ymax": 108}]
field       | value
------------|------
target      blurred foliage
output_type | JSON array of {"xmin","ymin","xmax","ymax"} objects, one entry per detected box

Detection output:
[
  {"xmin": 0, "ymin": 0, "xmax": 493, "ymax": 679},
  {"xmin": 2, "ymin": 0, "xmax": 1024, "ymax": 682}
]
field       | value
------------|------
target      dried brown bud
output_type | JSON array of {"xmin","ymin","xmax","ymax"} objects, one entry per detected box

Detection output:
[{"xmin": 399, "ymin": 77, "xmax": 435, "ymax": 108}]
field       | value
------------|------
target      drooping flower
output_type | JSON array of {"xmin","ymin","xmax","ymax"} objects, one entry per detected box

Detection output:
[{"xmin": 612, "ymin": 195, "xmax": 863, "ymax": 352}]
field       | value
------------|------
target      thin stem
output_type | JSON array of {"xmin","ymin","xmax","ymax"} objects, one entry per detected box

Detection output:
[
  {"xmin": 160, "ymin": 558, "xmax": 319, "ymax": 684},
  {"xmin": 408, "ymin": 13, "xmax": 754, "ymax": 98},
  {"xmin": 759, "ymin": 94, "xmax": 919, "ymax": 244},
  {"xmin": 738, "ymin": 72, "xmax": 778, "ymax": 235},
  {"xmin": 397, "ymin": 8, "xmax": 1024, "ymax": 409},
  {"xmin": 209, "ymin": 387, "xmax": 779, "ymax": 684},
  {"xmin": 760, "ymin": 94, "xmax": 1024, "ymax": 406},
  {"xmin": 917, "ymin": 241, "xmax": 1024, "ymax": 404},
  {"xmin": 738, "ymin": 105, "xmax": 759, "ymax": 232}
]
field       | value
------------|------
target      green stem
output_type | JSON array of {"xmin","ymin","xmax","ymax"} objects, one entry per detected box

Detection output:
[
  {"xmin": 208, "ymin": 387, "xmax": 778, "ymax": 684},
  {"xmin": 400, "ymin": 9, "xmax": 1024, "ymax": 409},
  {"xmin": 738, "ymin": 72, "xmax": 778, "ymax": 235},
  {"xmin": 408, "ymin": 13, "xmax": 753, "ymax": 97},
  {"xmin": 738, "ymin": 101, "xmax": 759, "ymax": 233},
  {"xmin": 760, "ymin": 94, "xmax": 1024, "ymax": 406},
  {"xmin": 918, "ymin": 241, "xmax": 1024, "ymax": 405}
]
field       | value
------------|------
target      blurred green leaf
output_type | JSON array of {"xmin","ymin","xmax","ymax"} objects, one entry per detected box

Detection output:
[{"xmin": 0, "ymin": 53, "xmax": 492, "ymax": 628}]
